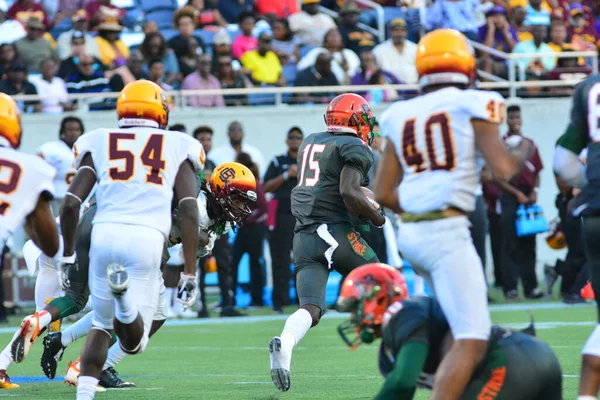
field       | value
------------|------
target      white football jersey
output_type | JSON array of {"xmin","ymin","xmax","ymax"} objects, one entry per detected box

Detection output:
[
  {"xmin": 37, "ymin": 140, "xmax": 76, "ymax": 199},
  {"xmin": 381, "ymin": 87, "xmax": 505, "ymax": 214},
  {"xmin": 74, "ymin": 127, "xmax": 205, "ymax": 238},
  {"xmin": 0, "ymin": 147, "xmax": 57, "ymax": 247}
]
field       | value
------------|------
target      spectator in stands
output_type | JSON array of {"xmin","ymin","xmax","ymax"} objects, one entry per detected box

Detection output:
[
  {"xmin": 512, "ymin": 6, "xmax": 534, "ymax": 41},
  {"xmin": 525, "ymin": 0, "xmax": 551, "ymax": 25},
  {"xmin": 7, "ymin": 0, "xmax": 50, "ymax": 29},
  {"xmin": 425, "ymin": 0, "xmax": 479, "ymax": 41},
  {"xmin": 143, "ymin": 20, "xmax": 158, "ymax": 35},
  {"xmin": 478, "ymin": 7, "xmax": 518, "ymax": 78},
  {"xmin": 294, "ymin": 51, "xmax": 339, "ymax": 104},
  {"xmin": 297, "ymin": 28, "xmax": 360, "ymax": 85},
  {"xmin": 255, "ymin": 0, "xmax": 298, "ymax": 18},
  {"xmin": 263, "ymin": 126, "xmax": 302, "ymax": 314},
  {"xmin": 547, "ymin": 21, "xmax": 569, "ymax": 52},
  {"xmin": 0, "ymin": 5, "xmax": 26, "ymax": 45},
  {"xmin": 546, "ymin": 48, "xmax": 592, "ymax": 95},
  {"xmin": 140, "ymin": 32, "xmax": 180, "ymax": 87},
  {"xmin": 219, "ymin": 0, "xmax": 253, "ymax": 24},
  {"xmin": 127, "ymin": 50, "xmax": 149, "ymax": 80},
  {"xmin": 0, "ymin": 60, "xmax": 40, "ymax": 112},
  {"xmin": 288, "ymin": 0, "xmax": 336, "ymax": 48},
  {"xmin": 186, "ymin": 0, "xmax": 227, "ymax": 29},
  {"xmin": 177, "ymin": 37, "xmax": 202, "ymax": 78},
  {"xmin": 95, "ymin": 19, "xmax": 129, "ymax": 68},
  {"xmin": 567, "ymin": 3, "xmax": 600, "ymax": 50},
  {"xmin": 182, "ymin": 53, "xmax": 225, "ymax": 108},
  {"xmin": 372, "ymin": 18, "xmax": 418, "ymax": 84},
  {"xmin": 495, "ymin": 105, "xmax": 544, "ymax": 300},
  {"xmin": 338, "ymin": 1, "xmax": 378, "ymax": 53},
  {"xmin": 57, "ymin": 10, "xmax": 100, "ymax": 60},
  {"xmin": 169, "ymin": 7, "xmax": 207, "ymax": 58},
  {"xmin": 232, "ymin": 11, "xmax": 258, "ymax": 59},
  {"xmin": 13, "ymin": 18, "xmax": 57, "ymax": 74},
  {"xmin": 85, "ymin": 0, "xmax": 126, "ymax": 31},
  {"xmin": 170, "ymin": 123, "xmax": 186, "ymax": 133},
  {"xmin": 55, "ymin": 0, "xmax": 86, "ymax": 19},
  {"xmin": 212, "ymin": 29, "xmax": 242, "ymax": 71},
  {"xmin": 57, "ymin": 32, "xmax": 105, "ymax": 79},
  {"xmin": 351, "ymin": 50, "xmax": 401, "ymax": 103},
  {"xmin": 272, "ymin": 18, "xmax": 300, "ymax": 64},
  {"xmin": 210, "ymin": 120, "xmax": 265, "ymax": 175},
  {"xmin": 0, "ymin": 44, "xmax": 16, "ymax": 80},
  {"xmin": 30, "ymin": 59, "xmax": 74, "ymax": 113},
  {"xmin": 241, "ymin": 31, "xmax": 285, "ymax": 87},
  {"xmin": 216, "ymin": 54, "xmax": 251, "ymax": 106},
  {"xmin": 148, "ymin": 59, "xmax": 174, "ymax": 90},
  {"xmin": 512, "ymin": 24, "xmax": 556, "ymax": 79},
  {"xmin": 232, "ymin": 151, "xmax": 268, "ymax": 309}
]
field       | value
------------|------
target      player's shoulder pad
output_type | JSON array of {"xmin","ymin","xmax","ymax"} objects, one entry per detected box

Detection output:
[
  {"xmin": 179, "ymin": 132, "xmax": 205, "ymax": 173},
  {"xmin": 73, "ymin": 129, "xmax": 104, "ymax": 169},
  {"xmin": 25, "ymin": 152, "xmax": 58, "ymax": 180},
  {"xmin": 462, "ymin": 89, "xmax": 506, "ymax": 124}
]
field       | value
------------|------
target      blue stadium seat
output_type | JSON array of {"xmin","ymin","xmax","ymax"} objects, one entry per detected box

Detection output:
[
  {"xmin": 282, "ymin": 64, "xmax": 297, "ymax": 104},
  {"xmin": 299, "ymin": 45, "xmax": 315, "ymax": 59},
  {"xmin": 161, "ymin": 28, "xmax": 179, "ymax": 41},
  {"xmin": 195, "ymin": 29, "xmax": 216, "ymax": 47},
  {"xmin": 145, "ymin": 9, "xmax": 176, "ymax": 30}
]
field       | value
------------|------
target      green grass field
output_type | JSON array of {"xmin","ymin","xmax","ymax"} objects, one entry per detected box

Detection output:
[{"xmin": 0, "ymin": 301, "xmax": 595, "ymax": 399}]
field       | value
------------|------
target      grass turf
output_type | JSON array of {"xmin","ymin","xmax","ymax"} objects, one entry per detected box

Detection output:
[{"xmin": 0, "ymin": 301, "xmax": 595, "ymax": 399}]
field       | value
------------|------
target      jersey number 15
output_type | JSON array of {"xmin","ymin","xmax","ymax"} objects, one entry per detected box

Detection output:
[
  {"xmin": 109, "ymin": 133, "xmax": 166, "ymax": 185},
  {"xmin": 401, "ymin": 113, "xmax": 456, "ymax": 173}
]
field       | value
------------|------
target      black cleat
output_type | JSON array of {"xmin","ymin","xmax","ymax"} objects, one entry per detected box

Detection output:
[
  {"xmin": 41, "ymin": 332, "xmax": 65, "ymax": 379},
  {"xmin": 99, "ymin": 367, "xmax": 136, "ymax": 388},
  {"xmin": 220, "ymin": 307, "xmax": 247, "ymax": 317}
]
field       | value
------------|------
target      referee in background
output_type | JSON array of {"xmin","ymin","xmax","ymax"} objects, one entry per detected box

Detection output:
[{"xmin": 263, "ymin": 127, "xmax": 303, "ymax": 313}]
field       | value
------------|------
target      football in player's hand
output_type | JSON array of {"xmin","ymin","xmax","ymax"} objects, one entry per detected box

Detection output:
[{"xmin": 345, "ymin": 187, "xmax": 381, "ymax": 217}]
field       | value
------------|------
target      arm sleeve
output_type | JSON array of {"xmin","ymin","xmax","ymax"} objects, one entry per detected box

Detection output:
[
  {"xmin": 375, "ymin": 339, "xmax": 429, "ymax": 400},
  {"xmin": 339, "ymin": 142, "xmax": 374, "ymax": 183},
  {"xmin": 73, "ymin": 131, "xmax": 96, "ymax": 169},
  {"xmin": 557, "ymin": 81, "xmax": 589, "ymax": 154},
  {"xmin": 463, "ymin": 90, "xmax": 506, "ymax": 124},
  {"xmin": 182, "ymin": 134, "xmax": 206, "ymax": 173}
]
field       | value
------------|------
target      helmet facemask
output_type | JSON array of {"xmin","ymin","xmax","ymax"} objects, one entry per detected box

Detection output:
[
  {"xmin": 215, "ymin": 183, "xmax": 257, "ymax": 227},
  {"xmin": 348, "ymin": 105, "xmax": 376, "ymax": 146}
]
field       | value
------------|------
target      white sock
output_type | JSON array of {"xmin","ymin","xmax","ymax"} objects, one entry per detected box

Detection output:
[
  {"xmin": 280, "ymin": 308, "xmax": 312, "ymax": 355},
  {"xmin": 583, "ymin": 325, "xmax": 600, "ymax": 357},
  {"xmin": 37, "ymin": 310, "xmax": 53, "ymax": 329},
  {"xmin": 76, "ymin": 376, "xmax": 99, "ymax": 400},
  {"xmin": 61, "ymin": 311, "xmax": 94, "ymax": 347},
  {"xmin": 34, "ymin": 264, "xmax": 62, "ymax": 312},
  {"xmin": 577, "ymin": 396, "xmax": 597, "ymax": 400},
  {"xmin": 114, "ymin": 291, "xmax": 138, "ymax": 325},
  {"xmin": 0, "ymin": 343, "xmax": 12, "ymax": 370},
  {"xmin": 103, "ymin": 342, "xmax": 128, "ymax": 370}
]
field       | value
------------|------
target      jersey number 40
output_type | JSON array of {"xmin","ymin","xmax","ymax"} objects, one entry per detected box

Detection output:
[
  {"xmin": 401, "ymin": 113, "xmax": 455, "ymax": 173},
  {"xmin": 109, "ymin": 132, "xmax": 166, "ymax": 185}
]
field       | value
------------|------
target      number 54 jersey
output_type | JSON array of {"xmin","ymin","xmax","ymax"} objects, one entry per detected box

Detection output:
[
  {"xmin": 380, "ymin": 87, "xmax": 505, "ymax": 214},
  {"xmin": 73, "ymin": 127, "xmax": 205, "ymax": 238}
]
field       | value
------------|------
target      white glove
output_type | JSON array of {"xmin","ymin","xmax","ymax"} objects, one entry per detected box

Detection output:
[
  {"xmin": 196, "ymin": 231, "xmax": 217, "ymax": 258},
  {"xmin": 57, "ymin": 253, "xmax": 77, "ymax": 290},
  {"xmin": 177, "ymin": 272, "xmax": 197, "ymax": 309}
]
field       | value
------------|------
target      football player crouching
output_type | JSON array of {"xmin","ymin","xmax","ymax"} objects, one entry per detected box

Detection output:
[
  {"xmin": 336, "ymin": 264, "xmax": 563, "ymax": 400},
  {"xmin": 42, "ymin": 161, "xmax": 257, "ymax": 388}
]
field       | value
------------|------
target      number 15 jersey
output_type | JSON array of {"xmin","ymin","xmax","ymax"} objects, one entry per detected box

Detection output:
[
  {"xmin": 380, "ymin": 87, "xmax": 505, "ymax": 214},
  {"xmin": 73, "ymin": 127, "xmax": 205, "ymax": 239}
]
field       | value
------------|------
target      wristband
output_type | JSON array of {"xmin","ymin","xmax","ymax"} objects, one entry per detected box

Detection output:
[
  {"xmin": 61, "ymin": 253, "xmax": 76, "ymax": 264},
  {"xmin": 283, "ymin": 171, "xmax": 289, "ymax": 180}
]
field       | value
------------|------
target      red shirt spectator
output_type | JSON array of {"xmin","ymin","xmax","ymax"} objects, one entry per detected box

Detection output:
[
  {"xmin": 7, "ymin": 0, "xmax": 49, "ymax": 28},
  {"xmin": 568, "ymin": 3, "xmax": 600, "ymax": 50},
  {"xmin": 255, "ymin": 0, "xmax": 299, "ymax": 18},
  {"xmin": 503, "ymin": 135, "xmax": 544, "ymax": 192},
  {"xmin": 85, "ymin": 0, "xmax": 126, "ymax": 30}
]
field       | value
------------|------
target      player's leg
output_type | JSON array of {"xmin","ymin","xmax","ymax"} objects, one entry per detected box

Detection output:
[
  {"xmin": 34, "ymin": 256, "xmax": 62, "ymax": 313},
  {"xmin": 579, "ymin": 215, "xmax": 600, "ymax": 398}
]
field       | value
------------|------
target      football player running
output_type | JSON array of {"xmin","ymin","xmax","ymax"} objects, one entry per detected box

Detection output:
[
  {"xmin": 553, "ymin": 74, "xmax": 600, "ymax": 399},
  {"xmin": 0, "ymin": 94, "xmax": 60, "ymax": 389},
  {"xmin": 269, "ymin": 93, "xmax": 385, "ymax": 392},
  {"xmin": 374, "ymin": 29, "xmax": 533, "ymax": 400},
  {"xmin": 59, "ymin": 80, "xmax": 204, "ymax": 400},
  {"xmin": 336, "ymin": 264, "xmax": 563, "ymax": 399}
]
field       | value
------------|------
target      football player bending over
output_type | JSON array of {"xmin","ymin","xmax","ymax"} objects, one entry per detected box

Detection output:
[
  {"xmin": 0, "ymin": 94, "xmax": 60, "ymax": 388},
  {"xmin": 337, "ymin": 263, "xmax": 563, "ymax": 399},
  {"xmin": 553, "ymin": 73, "xmax": 600, "ymax": 400},
  {"xmin": 269, "ymin": 93, "xmax": 385, "ymax": 392},
  {"xmin": 374, "ymin": 29, "xmax": 533, "ymax": 400}
]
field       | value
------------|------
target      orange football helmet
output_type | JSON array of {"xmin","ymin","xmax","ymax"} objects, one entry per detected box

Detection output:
[
  {"xmin": 545, "ymin": 218, "xmax": 567, "ymax": 250},
  {"xmin": 0, "ymin": 93, "xmax": 22, "ymax": 149},
  {"xmin": 209, "ymin": 162, "xmax": 257, "ymax": 226},
  {"xmin": 337, "ymin": 263, "xmax": 408, "ymax": 349},
  {"xmin": 324, "ymin": 93, "xmax": 376, "ymax": 145},
  {"xmin": 117, "ymin": 80, "xmax": 169, "ymax": 129},
  {"xmin": 416, "ymin": 29, "xmax": 476, "ymax": 88}
]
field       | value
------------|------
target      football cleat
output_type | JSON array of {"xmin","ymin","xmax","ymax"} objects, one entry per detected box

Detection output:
[
  {"xmin": 0, "ymin": 369, "xmax": 19, "ymax": 389},
  {"xmin": 99, "ymin": 367, "xmax": 136, "ymax": 388},
  {"xmin": 64, "ymin": 359, "xmax": 106, "ymax": 392},
  {"xmin": 11, "ymin": 312, "xmax": 43, "ymax": 363},
  {"xmin": 41, "ymin": 332, "xmax": 66, "ymax": 379},
  {"xmin": 107, "ymin": 263, "xmax": 129, "ymax": 296},
  {"xmin": 269, "ymin": 337, "xmax": 291, "ymax": 392}
]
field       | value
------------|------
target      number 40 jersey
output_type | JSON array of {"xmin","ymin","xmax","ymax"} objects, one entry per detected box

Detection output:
[
  {"xmin": 73, "ymin": 127, "xmax": 205, "ymax": 239},
  {"xmin": 380, "ymin": 87, "xmax": 505, "ymax": 214}
]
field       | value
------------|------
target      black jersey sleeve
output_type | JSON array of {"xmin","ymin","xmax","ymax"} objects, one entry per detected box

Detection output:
[
  {"xmin": 339, "ymin": 141, "xmax": 374, "ymax": 185},
  {"xmin": 557, "ymin": 80, "xmax": 591, "ymax": 154}
]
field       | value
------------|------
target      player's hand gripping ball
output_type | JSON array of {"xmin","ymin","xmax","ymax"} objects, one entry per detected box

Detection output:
[{"xmin": 344, "ymin": 187, "xmax": 382, "ymax": 217}]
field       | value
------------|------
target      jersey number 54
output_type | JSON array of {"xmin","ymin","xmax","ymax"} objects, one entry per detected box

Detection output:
[{"xmin": 109, "ymin": 132, "xmax": 166, "ymax": 185}]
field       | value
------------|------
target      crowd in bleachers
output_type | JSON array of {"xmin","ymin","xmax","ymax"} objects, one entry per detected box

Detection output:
[{"xmin": 0, "ymin": 0, "xmax": 598, "ymax": 110}]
